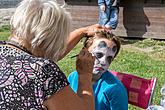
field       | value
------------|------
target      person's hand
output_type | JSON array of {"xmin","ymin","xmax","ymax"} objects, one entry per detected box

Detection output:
[
  {"xmin": 100, "ymin": 4, "xmax": 106, "ymax": 11},
  {"xmin": 84, "ymin": 24, "xmax": 103, "ymax": 37},
  {"xmin": 76, "ymin": 48, "xmax": 95, "ymax": 78}
]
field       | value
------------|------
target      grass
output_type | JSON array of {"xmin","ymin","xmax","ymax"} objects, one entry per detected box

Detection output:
[
  {"xmin": 134, "ymin": 38, "xmax": 165, "ymax": 48},
  {"xmin": 0, "ymin": 25, "xmax": 10, "ymax": 40},
  {"xmin": 0, "ymin": 25, "xmax": 10, "ymax": 32},
  {"xmin": 1, "ymin": 25, "xmax": 165, "ymax": 110},
  {"xmin": 58, "ymin": 39, "xmax": 165, "ymax": 110}
]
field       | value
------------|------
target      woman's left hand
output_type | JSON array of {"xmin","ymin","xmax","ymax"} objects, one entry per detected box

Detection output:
[{"xmin": 84, "ymin": 24, "xmax": 103, "ymax": 37}]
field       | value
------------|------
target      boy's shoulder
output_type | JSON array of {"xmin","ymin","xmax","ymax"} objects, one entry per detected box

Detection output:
[
  {"xmin": 68, "ymin": 70, "xmax": 78, "ymax": 81},
  {"xmin": 101, "ymin": 71, "xmax": 126, "ymax": 91}
]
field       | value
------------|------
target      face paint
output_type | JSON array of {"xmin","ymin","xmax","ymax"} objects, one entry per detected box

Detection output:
[{"xmin": 91, "ymin": 41, "xmax": 117, "ymax": 81}]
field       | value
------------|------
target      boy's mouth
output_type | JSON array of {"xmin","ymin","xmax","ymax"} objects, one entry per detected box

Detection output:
[{"xmin": 94, "ymin": 67, "xmax": 104, "ymax": 71}]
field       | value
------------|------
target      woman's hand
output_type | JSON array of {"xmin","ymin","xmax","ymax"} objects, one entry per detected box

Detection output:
[
  {"xmin": 58, "ymin": 24, "xmax": 103, "ymax": 61},
  {"xmin": 76, "ymin": 48, "xmax": 95, "ymax": 110},
  {"xmin": 76, "ymin": 48, "xmax": 95, "ymax": 78},
  {"xmin": 84, "ymin": 24, "xmax": 103, "ymax": 37}
]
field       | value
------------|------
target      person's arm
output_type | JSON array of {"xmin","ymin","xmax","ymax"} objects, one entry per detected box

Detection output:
[
  {"xmin": 58, "ymin": 24, "xmax": 102, "ymax": 61},
  {"xmin": 43, "ymin": 48, "xmax": 95, "ymax": 110},
  {"xmin": 98, "ymin": 0, "xmax": 105, "ymax": 5},
  {"xmin": 43, "ymin": 85, "xmax": 93, "ymax": 110},
  {"xmin": 76, "ymin": 48, "xmax": 95, "ymax": 110}
]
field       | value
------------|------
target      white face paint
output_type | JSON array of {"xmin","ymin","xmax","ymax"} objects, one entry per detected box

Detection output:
[{"xmin": 91, "ymin": 40, "xmax": 117, "ymax": 81}]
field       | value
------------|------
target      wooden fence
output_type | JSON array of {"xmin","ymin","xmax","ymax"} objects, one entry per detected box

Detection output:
[{"xmin": 65, "ymin": 0, "xmax": 165, "ymax": 39}]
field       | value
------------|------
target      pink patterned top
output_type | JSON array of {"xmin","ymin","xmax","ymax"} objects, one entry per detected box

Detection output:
[{"xmin": 0, "ymin": 42, "xmax": 69, "ymax": 110}]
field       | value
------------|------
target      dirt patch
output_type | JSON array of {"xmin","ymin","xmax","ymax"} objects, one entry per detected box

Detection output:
[
  {"xmin": 0, "ymin": 8, "xmax": 15, "ymax": 26},
  {"xmin": 122, "ymin": 44, "xmax": 165, "ymax": 61},
  {"xmin": 122, "ymin": 44, "xmax": 165, "ymax": 53}
]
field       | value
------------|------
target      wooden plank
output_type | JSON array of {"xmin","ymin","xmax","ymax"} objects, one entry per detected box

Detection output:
[{"xmin": 65, "ymin": 0, "xmax": 165, "ymax": 39}]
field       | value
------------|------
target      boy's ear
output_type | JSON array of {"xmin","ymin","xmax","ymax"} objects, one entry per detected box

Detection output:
[
  {"xmin": 83, "ymin": 37, "xmax": 88, "ymax": 48},
  {"xmin": 82, "ymin": 47, "xmax": 87, "ymax": 49}
]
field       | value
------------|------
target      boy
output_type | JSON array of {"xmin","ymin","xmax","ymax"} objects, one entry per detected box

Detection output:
[{"xmin": 68, "ymin": 30, "xmax": 128, "ymax": 110}]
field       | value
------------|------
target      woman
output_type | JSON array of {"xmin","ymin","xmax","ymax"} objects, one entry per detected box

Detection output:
[{"xmin": 0, "ymin": 0, "xmax": 101, "ymax": 109}]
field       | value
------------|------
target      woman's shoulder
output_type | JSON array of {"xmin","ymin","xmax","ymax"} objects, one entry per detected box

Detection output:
[
  {"xmin": 0, "ymin": 44, "xmax": 66, "ymax": 81},
  {"xmin": 30, "ymin": 57, "xmax": 66, "ymax": 80}
]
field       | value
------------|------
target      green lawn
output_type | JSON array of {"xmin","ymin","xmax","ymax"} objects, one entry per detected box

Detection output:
[
  {"xmin": 0, "ymin": 25, "xmax": 10, "ymax": 41},
  {"xmin": 58, "ymin": 39, "xmax": 165, "ymax": 110},
  {"xmin": 1, "ymin": 25, "xmax": 165, "ymax": 110}
]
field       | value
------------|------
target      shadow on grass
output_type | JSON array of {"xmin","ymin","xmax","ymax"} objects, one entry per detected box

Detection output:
[
  {"xmin": 0, "ymin": 25, "xmax": 10, "ymax": 32},
  {"xmin": 120, "ymin": 37, "xmax": 165, "ymax": 47},
  {"xmin": 120, "ymin": 37, "xmax": 144, "ymax": 45}
]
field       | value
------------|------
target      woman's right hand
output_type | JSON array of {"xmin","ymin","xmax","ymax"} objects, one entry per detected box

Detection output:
[{"xmin": 76, "ymin": 48, "xmax": 95, "ymax": 78}]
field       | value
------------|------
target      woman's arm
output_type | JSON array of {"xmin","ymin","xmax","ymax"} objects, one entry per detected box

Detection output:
[
  {"xmin": 76, "ymin": 48, "xmax": 95, "ymax": 110},
  {"xmin": 43, "ymin": 48, "xmax": 95, "ymax": 110},
  {"xmin": 58, "ymin": 24, "xmax": 102, "ymax": 60},
  {"xmin": 43, "ymin": 85, "xmax": 93, "ymax": 110}
]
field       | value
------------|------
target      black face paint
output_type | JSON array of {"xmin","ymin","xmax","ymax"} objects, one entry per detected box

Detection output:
[
  {"xmin": 112, "ymin": 45, "xmax": 117, "ymax": 53},
  {"xmin": 98, "ymin": 41, "xmax": 107, "ymax": 48}
]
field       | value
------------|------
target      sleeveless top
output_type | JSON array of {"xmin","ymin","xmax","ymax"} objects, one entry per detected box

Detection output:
[{"xmin": 0, "ymin": 42, "xmax": 69, "ymax": 110}]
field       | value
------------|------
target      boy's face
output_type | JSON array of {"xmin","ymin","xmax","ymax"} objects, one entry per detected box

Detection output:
[{"xmin": 88, "ymin": 38, "xmax": 117, "ymax": 76}]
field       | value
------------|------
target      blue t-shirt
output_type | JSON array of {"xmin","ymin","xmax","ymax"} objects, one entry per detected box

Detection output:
[{"xmin": 68, "ymin": 70, "xmax": 128, "ymax": 110}]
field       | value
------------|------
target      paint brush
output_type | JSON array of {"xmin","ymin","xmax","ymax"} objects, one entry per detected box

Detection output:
[
  {"xmin": 70, "ymin": 54, "xmax": 79, "ymax": 58},
  {"xmin": 70, "ymin": 53, "xmax": 100, "ymax": 62}
]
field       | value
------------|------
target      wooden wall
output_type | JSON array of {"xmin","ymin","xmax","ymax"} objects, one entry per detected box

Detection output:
[{"xmin": 65, "ymin": 0, "xmax": 165, "ymax": 39}]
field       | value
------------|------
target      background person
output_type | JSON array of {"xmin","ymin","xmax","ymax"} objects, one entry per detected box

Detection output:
[
  {"xmin": 0, "ymin": 0, "xmax": 102, "ymax": 109},
  {"xmin": 68, "ymin": 30, "xmax": 128, "ymax": 110},
  {"xmin": 98, "ymin": 0, "xmax": 120, "ymax": 30}
]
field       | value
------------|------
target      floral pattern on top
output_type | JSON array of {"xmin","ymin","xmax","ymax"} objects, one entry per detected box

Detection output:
[{"xmin": 0, "ymin": 44, "xmax": 69, "ymax": 110}]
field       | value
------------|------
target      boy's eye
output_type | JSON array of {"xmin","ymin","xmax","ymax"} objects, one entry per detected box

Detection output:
[
  {"xmin": 95, "ymin": 53, "xmax": 103, "ymax": 58},
  {"xmin": 107, "ymin": 56, "xmax": 113, "ymax": 63}
]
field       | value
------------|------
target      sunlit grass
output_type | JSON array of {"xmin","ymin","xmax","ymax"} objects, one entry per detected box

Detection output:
[
  {"xmin": 134, "ymin": 38, "xmax": 165, "ymax": 48},
  {"xmin": 0, "ymin": 24, "xmax": 165, "ymax": 110},
  {"xmin": 58, "ymin": 40, "xmax": 165, "ymax": 110},
  {"xmin": 0, "ymin": 25, "xmax": 10, "ymax": 41}
]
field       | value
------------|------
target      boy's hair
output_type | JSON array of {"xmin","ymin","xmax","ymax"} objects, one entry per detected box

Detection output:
[{"xmin": 83, "ymin": 30, "xmax": 121, "ymax": 58}]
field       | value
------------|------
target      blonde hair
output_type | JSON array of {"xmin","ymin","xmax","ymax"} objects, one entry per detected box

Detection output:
[{"xmin": 10, "ymin": 0, "xmax": 71, "ymax": 61}]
